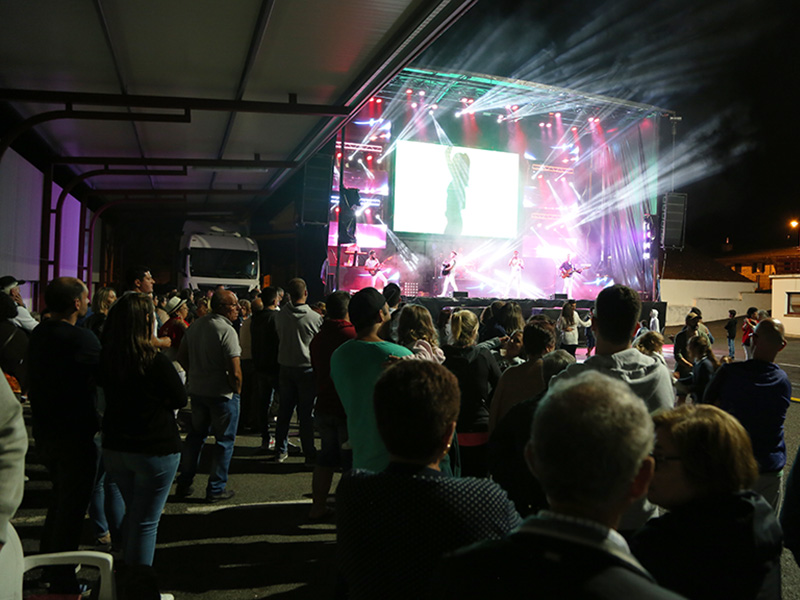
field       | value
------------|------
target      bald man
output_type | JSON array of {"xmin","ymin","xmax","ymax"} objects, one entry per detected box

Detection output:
[{"xmin": 704, "ymin": 318, "xmax": 791, "ymax": 511}]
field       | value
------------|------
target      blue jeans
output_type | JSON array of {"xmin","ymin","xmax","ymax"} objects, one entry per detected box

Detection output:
[
  {"xmin": 103, "ymin": 450, "xmax": 180, "ymax": 566},
  {"xmin": 88, "ymin": 439, "xmax": 125, "ymax": 540},
  {"xmin": 728, "ymin": 338, "xmax": 736, "ymax": 358},
  {"xmin": 177, "ymin": 394, "xmax": 240, "ymax": 495},
  {"xmin": 276, "ymin": 366, "xmax": 317, "ymax": 457}
]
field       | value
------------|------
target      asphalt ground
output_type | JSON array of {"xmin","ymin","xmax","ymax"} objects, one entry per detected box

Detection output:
[{"xmin": 12, "ymin": 318, "xmax": 800, "ymax": 598}]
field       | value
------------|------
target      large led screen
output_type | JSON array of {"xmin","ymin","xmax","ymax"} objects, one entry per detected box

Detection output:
[{"xmin": 393, "ymin": 140, "xmax": 520, "ymax": 238}]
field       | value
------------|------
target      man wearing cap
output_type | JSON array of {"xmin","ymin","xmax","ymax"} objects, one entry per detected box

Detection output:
[
  {"xmin": 1, "ymin": 276, "xmax": 38, "ymax": 332},
  {"xmin": 158, "ymin": 296, "xmax": 189, "ymax": 365},
  {"xmin": 330, "ymin": 287, "xmax": 412, "ymax": 472}
]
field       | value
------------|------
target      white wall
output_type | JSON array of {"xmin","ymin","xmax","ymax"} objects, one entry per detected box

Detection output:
[
  {"xmin": 660, "ymin": 278, "xmax": 770, "ymax": 326},
  {"xmin": 771, "ymin": 275, "xmax": 800, "ymax": 337},
  {"xmin": 0, "ymin": 148, "xmax": 91, "ymax": 307}
]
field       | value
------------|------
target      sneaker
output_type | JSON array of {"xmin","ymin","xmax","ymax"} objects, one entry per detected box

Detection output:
[
  {"xmin": 174, "ymin": 483, "xmax": 194, "ymax": 498},
  {"xmin": 276, "ymin": 451, "xmax": 289, "ymax": 463},
  {"xmin": 206, "ymin": 489, "xmax": 235, "ymax": 503}
]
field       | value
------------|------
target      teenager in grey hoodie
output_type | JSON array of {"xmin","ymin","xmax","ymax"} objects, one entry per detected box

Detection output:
[{"xmin": 551, "ymin": 285, "xmax": 675, "ymax": 533}]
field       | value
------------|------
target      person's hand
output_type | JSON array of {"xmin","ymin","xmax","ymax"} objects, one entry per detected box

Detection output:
[
  {"xmin": 502, "ymin": 332, "xmax": 524, "ymax": 360},
  {"xmin": 10, "ymin": 287, "xmax": 23, "ymax": 306}
]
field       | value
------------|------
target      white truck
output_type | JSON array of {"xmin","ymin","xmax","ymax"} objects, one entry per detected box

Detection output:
[{"xmin": 177, "ymin": 221, "xmax": 260, "ymax": 295}]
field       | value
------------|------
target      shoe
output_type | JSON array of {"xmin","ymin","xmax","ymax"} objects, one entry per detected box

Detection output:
[
  {"xmin": 287, "ymin": 441, "xmax": 301, "ymax": 454},
  {"xmin": 174, "ymin": 483, "xmax": 194, "ymax": 498},
  {"xmin": 206, "ymin": 489, "xmax": 235, "ymax": 503},
  {"xmin": 276, "ymin": 451, "xmax": 289, "ymax": 463}
]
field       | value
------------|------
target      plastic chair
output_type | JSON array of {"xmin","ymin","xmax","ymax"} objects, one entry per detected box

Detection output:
[{"xmin": 23, "ymin": 551, "xmax": 116, "ymax": 600}]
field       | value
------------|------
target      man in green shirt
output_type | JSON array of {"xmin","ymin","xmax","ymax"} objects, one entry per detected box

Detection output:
[{"xmin": 330, "ymin": 287, "xmax": 412, "ymax": 472}]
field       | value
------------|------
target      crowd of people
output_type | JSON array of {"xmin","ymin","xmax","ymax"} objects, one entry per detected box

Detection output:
[{"xmin": 1, "ymin": 269, "xmax": 800, "ymax": 599}]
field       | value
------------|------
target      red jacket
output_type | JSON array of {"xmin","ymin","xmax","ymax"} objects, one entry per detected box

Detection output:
[{"xmin": 310, "ymin": 319, "xmax": 356, "ymax": 419}]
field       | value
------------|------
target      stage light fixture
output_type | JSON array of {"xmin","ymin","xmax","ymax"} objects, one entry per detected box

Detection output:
[
  {"xmin": 431, "ymin": 104, "xmax": 438, "ymax": 110},
  {"xmin": 411, "ymin": 102, "xmax": 418, "ymax": 108},
  {"xmin": 376, "ymin": 98, "xmax": 383, "ymax": 104},
  {"xmin": 467, "ymin": 98, "xmax": 475, "ymax": 104},
  {"xmin": 546, "ymin": 123, "xmax": 552, "ymax": 128},
  {"xmin": 497, "ymin": 116, "xmax": 504, "ymax": 123},
  {"xmin": 539, "ymin": 123, "xmax": 545, "ymax": 127},
  {"xmin": 571, "ymin": 127, "xmax": 578, "ymax": 132},
  {"xmin": 406, "ymin": 89, "xmax": 413, "ymax": 94},
  {"xmin": 555, "ymin": 112, "xmax": 561, "ymax": 117},
  {"xmin": 511, "ymin": 105, "xmax": 519, "ymax": 111},
  {"xmin": 595, "ymin": 117, "xmax": 601, "ymax": 123},
  {"xmin": 366, "ymin": 155, "xmax": 373, "ymax": 161},
  {"xmin": 461, "ymin": 97, "xmax": 468, "ymax": 103},
  {"xmin": 588, "ymin": 118, "xmax": 594, "ymax": 123},
  {"xmin": 369, "ymin": 98, "xmax": 375, "ymax": 102},
  {"xmin": 418, "ymin": 90, "xmax": 426, "ymax": 96},
  {"xmin": 336, "ymin": 152, "xmax": 343, "ymax": 158}
]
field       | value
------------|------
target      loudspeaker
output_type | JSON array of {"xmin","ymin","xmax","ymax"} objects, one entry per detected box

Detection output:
[
  {"xmin": 300, "ymin": 153, "xmax": 335, "ymax": 225},
  {"xmin": 553, "ymin": 293, "xmax": 567, "ymax": 301},
  {"xmin": 661, "ymin": 193, "xmax": 688, "ymax": 249},
  {"xmin": 453, "ymin": 291, "xmax": 469, "ymax": 298}
]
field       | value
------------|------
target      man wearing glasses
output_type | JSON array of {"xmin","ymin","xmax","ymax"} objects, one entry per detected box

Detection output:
[{"xmin": 175, "ymin": 289, "xmax": 242, "ymax": 502}]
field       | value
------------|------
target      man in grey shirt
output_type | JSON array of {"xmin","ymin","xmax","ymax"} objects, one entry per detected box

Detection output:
[
  {"xmin": 274, "ymin": 278, "xmax": 323, "ymax": 463},
  {"xmin": 176, "ymin": 289, "xmax": 242, "ymax": 502}
]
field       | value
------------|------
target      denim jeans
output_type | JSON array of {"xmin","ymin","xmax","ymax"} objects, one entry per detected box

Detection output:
[
  {"xmin": 256, "ymin": 372, "xmax": 278, "ymax": 444},
  {"xmin": 177, "ymin": 394, "xmax": 240, "ymax": 495},
  {"xmin": 89, "ymin": 436, "xmax": 125, "ymax": 540},
  {"xmin": 275, "ymin": 366, "xmax": 316, "ymax": 457},
  {"xmin": 103, "ymin": 450, "xmax": 180, "ymax": 566},
  {"xmin": 728, "ymin": 338, "xmax": 736, "ymax": 358}
]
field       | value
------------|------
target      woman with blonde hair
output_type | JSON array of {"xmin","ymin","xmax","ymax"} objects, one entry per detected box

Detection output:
[
  {"xmin": 632, "ymin": 405, "xmax": 782, "ymax": 600},
  {"xmin": 397, "ymin": 304, "xmax": 445, "ymax": 364},
  {"xmin": 442, "ymin": 309, "xmax": 501, "ymax": 477}
]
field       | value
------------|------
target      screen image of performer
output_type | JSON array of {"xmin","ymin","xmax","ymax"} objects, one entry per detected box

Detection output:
[
  {"xmin": 444, "ymin": 146, "xmax": 470, "ymax": 236},
  {"xmin": 440, "ymin": 251, "xmax": 458, "ymax": 297},
  {"xmin": 364, "ymin": 250, "xmax": 389, "ymax": 290},
  {"xmin": 559, "ymin": 253, "xmax": 583, "ymax": 298},
  {"xmin": 506, "ymin": 250, "xmax": 524, "ymax": 298}
]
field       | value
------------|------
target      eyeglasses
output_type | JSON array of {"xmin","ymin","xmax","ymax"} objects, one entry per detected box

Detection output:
[{"xmin": 651, "ymin": 453, "xmax": 682, "ymax": 470}]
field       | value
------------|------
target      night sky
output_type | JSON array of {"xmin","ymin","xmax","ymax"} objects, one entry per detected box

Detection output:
[{"xmin": 414, "ymin": 0, "xmax": 798, "ymax": 255}]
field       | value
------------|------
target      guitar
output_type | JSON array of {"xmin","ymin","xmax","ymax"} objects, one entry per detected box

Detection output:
[
  {"xmin": 441, "ymin": 261, "xmax": 455, "ymax": 276},
  {"xmin": 366, "ymin": 256, "xmax": 392, "ymax": 276},
  {"xmin": 559, "ymin": 264, "xmax": 591, "ymax": 279}
]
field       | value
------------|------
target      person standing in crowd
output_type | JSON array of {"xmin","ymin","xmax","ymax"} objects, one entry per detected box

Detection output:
[
  {"xmin": 331, "ymin": 288, "xmax": 413, "ymax": 472},
  {"xmin": 251, "ymin": 287, "xmax": 281, "ymax": 452},
  {"xmin": 649, "ymin": 308, "xmax": 660, "ymax": 334},
  {"xmin": 742, "ymin": 306, "xmax": 758, "ymax": 360},
  {"xmin": 26, "ymin": 277, "xmax": 100, "ymax": 594},
  {"xmin": 124, "ymin": 266, "xmax": 171, "ymax": 350},
  {"xmin": 336, "ymin": 360, "xmax": 520, "ymax": 600},
  {"xmin": 631, "ymin": 405, "xmax": 782, "ymax": 600},
  {"xmin": 0, "ymin": 276, "xmax": 38, "ymax": 333},
  {"xmin": 446, "ymin": 371, "xmax": 682, "ymax": 600},
  {"xmin": 175, "ymin": 289, "xmax": 242, "ymax": 502},
  {"xmin": 82, "ymin": 287, "xmax": 117, "ymax": 340},
  {"xmin": 555, "ymin": 300, "xmax": 590, "ymax": 357},
  {"xmin": 551, "ymin": 284, "xmax": 673, "ymax": 533},
  {"xmin": 99, "ymin": 293, "xmax": 187, "ymax": 585},
  {"xmin": 273, "ymin": 278, "xmax": 323, "ymax": 463},
  {"xmin": 0, "ymin": 371, "xmax": 28, "ymax": 598},
  {"xmin": 704, "ymin": 318, "xmax": 791, "ymax": 511},
  {"xmin": 158, "ymin": 296, "xmax": 189, "ymax": 364},
  {"xmin": 725, "ymin": 309, "xmax": 738, "ymax": 359},
  {"xmin": 488, "ymin": 319, "xmax": 556, "ymax": 434},
  {"xmin": 0, "ymin": 294, "xmax": 28, "ymax": 390},
  {"xmin": 237, "ymin": 298, "xmax": 256, "ymax": 432},
  {"xmin": 676, "ymin": 335, "xmax": 719, "ymax": 404},
  {"xmin": 442, "ymin": 309, "xmax": 501, "ymax": 477},
  {"xmin": 308, "ymin": 291, "xmax": 355, "ymax": 521}
]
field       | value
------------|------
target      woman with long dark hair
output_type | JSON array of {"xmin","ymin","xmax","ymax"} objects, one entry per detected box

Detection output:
[
  {"xmin": 556, "ymin": 300, "xmax": 590, "ymax": 357},
  {"xmin": 100, "ymin": 293, "xmax": 187, "ymax": 574}
]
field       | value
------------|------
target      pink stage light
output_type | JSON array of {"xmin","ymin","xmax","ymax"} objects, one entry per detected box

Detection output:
[
  {"xmin": 571, "ymin": 127, "xmax": 578, "ymax": 132},
  {"xmin": 418, "ymin": 90, "xmax": 426, "ymax": 96},
  {"xmin": 376, "ymin": 98, "xmax": 382, "ymax": 104},
  {"xmin": 431, "ymin": 104, "xmax": 438, "ymax": 110},
  {"xmin": 546, "ymin": 123, "xmax": 552, "ymax": 128},
  {"xmin": 555, "ymin": 112, "xmax": 561, "ymax": 118},
  {"xmin": 335, "ymin": 207, "xmax": 340, "ymax": 213},
  {"xmin": 537, "ymin": 174, "xmax": 544, "ymax": 179},
  {"xmin": 461, "ymin": 97, "xmax": 468, "ymax": 103},
  {"xmin": 366, "ymin": 155, "xmax": 373, "ymax": 161},
  {"xmin": 588, "ymin": 118, "xmax": 594, "ymax": 123},
  {"xmin": 467, "ymin": 98, "xmax": 475, "ymax": 104},
  {"xmin": 406, "ymin": 89, "xmax": 413, "ymax": 94},
  {"xmin": 594, "ymin": 117, "xmax": 601, "ymax": 123},
  {"xmin": 511, "ymin": 105, "xmax": 519, "ymax": 111},
  {"xmin": 539, "ymin": 122, "xmax": 545, "ymax": 127},
  {"xmin": 336, "ymin": 152, "xmax": 343, "ymax": 158},
  {"xmin": 411, "ymin": 102, "xmax": 418, "ymax": 108}
]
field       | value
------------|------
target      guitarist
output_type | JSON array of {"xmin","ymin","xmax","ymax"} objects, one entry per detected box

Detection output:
[
  {"xmin": 440, "ymin": 251, "xmax": 459, "ymax": 297},
  {"xmin": 558, "ymin": 253, "xmax": 583, "ymax": 298},
  {"xmin": 365, "ymin": 250, "xmax": 388, "ymax": 290}
]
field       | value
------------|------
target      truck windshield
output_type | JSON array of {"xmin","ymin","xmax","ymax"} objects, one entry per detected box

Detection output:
[{"xmin": 189, "ymin": 249, "xmax": 258, "ymax": 279}]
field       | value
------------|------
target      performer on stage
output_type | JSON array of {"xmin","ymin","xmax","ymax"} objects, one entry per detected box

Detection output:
[
  {"xmin": 364, "ymin": 250, "xmax": 388, "ymax": 290},
  {"xmin": 559, "ymin": 253, "xmax": 583, "ymax": 298},
  {"xmin": 444, "ymin": 146, "xmax": 470, "ymax": 237},
  {"xmin": 506, "ymin": 250, "xmax": 524, "ymax": 298},
  {"xmin": 440, "ymin": 251, "xmax": 458, "ymax": 297}
]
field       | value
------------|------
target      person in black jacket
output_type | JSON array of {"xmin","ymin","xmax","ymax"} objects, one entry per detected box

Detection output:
[
  {"xmin": 631, "ymin": 404, "xmax": 782, "ymax": 600},
  {"xmin": 100, "ymin": 292, "xmax": 187, "ymax": 569}
]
